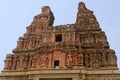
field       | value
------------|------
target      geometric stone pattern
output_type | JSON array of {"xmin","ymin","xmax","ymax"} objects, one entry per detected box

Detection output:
[{"xmin": 1, "ymin": 2, "xmax": 120, "ymax": 80}]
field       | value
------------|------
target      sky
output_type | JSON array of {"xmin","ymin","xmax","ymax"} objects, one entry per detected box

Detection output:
[{"xmin": 0, "ymin": 0, "xmax": 120, "ymax": 71}]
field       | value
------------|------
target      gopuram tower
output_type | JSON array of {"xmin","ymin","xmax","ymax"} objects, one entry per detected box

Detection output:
[{"xmin": 0, "ymin": 2, "xmax": 120, "ymax": 80}]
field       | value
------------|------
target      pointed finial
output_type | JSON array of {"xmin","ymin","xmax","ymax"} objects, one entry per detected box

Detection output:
[
  {"xmin": 75, "ymin": 2, "xmax": 100, "ymax": 30},
  {"xmin": 41, "ymin": 6, "xmax": 51, "ymax": 13},
  {"xmin": 78, "ymin": 2, "xmax": 87, "ymax": 11}
]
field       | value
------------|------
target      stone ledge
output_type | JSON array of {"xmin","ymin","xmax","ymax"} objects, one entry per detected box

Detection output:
[
  {"xmin": 0, "ymin": 71, "xmax": 26, "ymax": 76},
  {"xmin": 26, "ymin": 69, "xmax": 86, "ymax": 75},
  {"xmin": 1, "ymin": 69, "xmax": 120, "ymax": 76},
  {"xmin": 87, "ymin": 70, "xmax": 120, "ymax": 74}
]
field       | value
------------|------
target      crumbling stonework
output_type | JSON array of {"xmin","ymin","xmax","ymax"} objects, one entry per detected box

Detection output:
[{"xmin": 0, "ymin": 2, "xmax": 120, "ymax": 80}]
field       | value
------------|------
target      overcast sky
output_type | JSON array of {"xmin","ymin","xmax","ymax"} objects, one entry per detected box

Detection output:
[{"xmin": 0, "ymin": 0, "xmax": 120, "ymax": 71}]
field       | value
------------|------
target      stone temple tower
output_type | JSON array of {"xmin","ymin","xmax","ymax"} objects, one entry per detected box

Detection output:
[{"xmin": 0, "ymin": 2, "xmax": 120, "ymax": 80}]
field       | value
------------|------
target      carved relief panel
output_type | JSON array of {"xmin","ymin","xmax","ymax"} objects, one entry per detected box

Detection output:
[
  {"xmin": 91, "ymin": 52, "xmax": 100, "ymax": 68},
  {"xmin": 64, "ymin": 32, "xmax": 75, "ymax": 42},
  {"xmin": 65, "ymin": 51, "xmax": 78, "ymax": 67},
  {"xmin": 80, "ymin": 33, "xmax": 95, "ymax": 47},
  {"xmin": 11, "ymin": 55, "xmax": 18, "ymax": 70},
  {"xmin": 77, "ymin": 52, "xmax": 84, "ymax": 66},
  {"xmin": 31, "ymin": 54, "xmax": 37, "ymax": 68},
  {"xmin": 36, "ymin": 35, "xmax": 43, "ymax": 46},
  {"xmin": 4, "ymin": 54, "xmax": 13, "ymax": 70},
  {"xmin": 46, "ymin": 32, "xmax": 53, "ymax": 42},
  {"xmin": 83, "ymin": 51, "xmax": 101, "ymax": 68},
  {"xmin": 107, "ymin": 49, "xmax": 117, "ymax": 67},
  {"xmin": 95, "ymin": 32, "xmax": 108, "ymax": 47},
  {"xmin": 66, "ymin": 51, "xmax": 73, "ymax": 67},
  {"xmin": 18, "ymin": 54, "xmax": 28, "ymax": 69},
  {"xmin": 36, "ymin": 53, "xmax": 50, "ymax": 68}
]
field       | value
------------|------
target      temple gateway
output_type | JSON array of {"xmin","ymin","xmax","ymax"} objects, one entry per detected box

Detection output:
[{"xmin": 0, "ymin": 2, "xmax": 120, "ymax": 80}]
